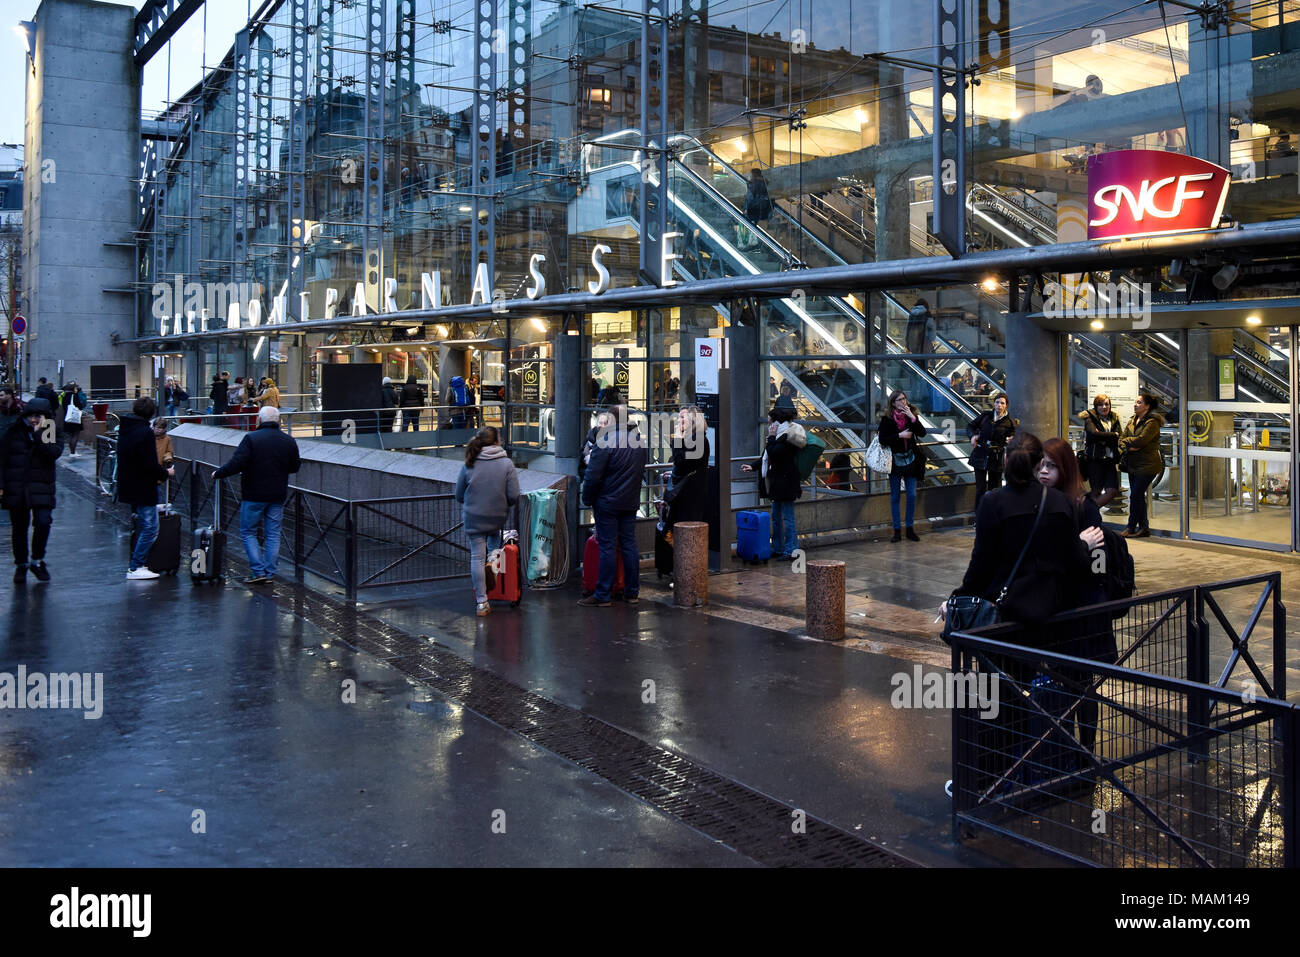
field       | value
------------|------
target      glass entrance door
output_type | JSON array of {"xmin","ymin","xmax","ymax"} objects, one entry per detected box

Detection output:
[{"xmin": 1187, "ymin": 326, "xmax": 1293, "ymax": 549}]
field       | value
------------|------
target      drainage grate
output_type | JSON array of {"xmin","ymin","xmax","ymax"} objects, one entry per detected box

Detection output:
[{"xmin": 261, "ymin": 585, "xmax": 918, "ymax": 868}]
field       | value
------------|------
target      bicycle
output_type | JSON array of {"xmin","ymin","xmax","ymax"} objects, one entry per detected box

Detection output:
[{"xmin": 96, "ymin": 414, "xmax": 121, "ymax": 499}]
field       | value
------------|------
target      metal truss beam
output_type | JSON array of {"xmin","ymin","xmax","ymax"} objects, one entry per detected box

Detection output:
[
  {"xmin": 473, "ymin": 0, "xmax": 498, "ymax": 286},
  {"xmin": 134, "ymin": 0, "xmax": 205, "ymax": 67},
  {"xmin": 362, "ymin": 0, "xmax": 387, "ymax": 310},
  {"xmin": 639, "ymin": 0, "xmax": 668, "ymax": 284},
  {"xmin": 933, "ymin": 0, "xmax": 966, "ymax": 258}
]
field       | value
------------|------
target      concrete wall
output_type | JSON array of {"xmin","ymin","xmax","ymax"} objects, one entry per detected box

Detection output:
[
  {"xmin": 23, "ymin": 0, "xmax": 139, "ymax": 393},
  {"xmin": 168, "ymin": 425, "xmax": 571, "ymax": 502}
]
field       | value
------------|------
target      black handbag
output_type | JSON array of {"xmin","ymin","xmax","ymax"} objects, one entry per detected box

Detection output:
[
  {"xmin": 892, "ymin": 449, "xmax": 916, "ymax": 470},
  {"xmin": 942, "ymin": 485, "xmax": 1047, "ymax": 644}
]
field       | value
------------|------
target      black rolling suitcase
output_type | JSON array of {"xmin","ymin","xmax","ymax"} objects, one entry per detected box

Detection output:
[
  {"xmin": 130, "ymin": 486, "xmax": 181, "ymax": 574},
  {"xmin": 191, "ymin": 480, "xmax": 226, "ymax": 585},
  {"xmin": 654, "ymin": 523, "xmax": 674, "ymax": 578}
]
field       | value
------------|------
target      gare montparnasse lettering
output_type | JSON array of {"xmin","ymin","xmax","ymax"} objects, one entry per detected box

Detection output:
[{"xmin": 153, "ymin": 234, "xmax": 682, "ymax": 337}]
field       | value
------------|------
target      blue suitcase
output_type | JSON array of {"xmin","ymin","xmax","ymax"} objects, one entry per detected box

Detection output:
[{"xmin": 736, "ymin": 510, "xmax": 772, "ymax": 562}]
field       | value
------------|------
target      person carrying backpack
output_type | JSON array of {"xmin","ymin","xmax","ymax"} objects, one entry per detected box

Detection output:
[{"xmin": 446, "ymin": 375, "xmax": 468, "ymax": 430}]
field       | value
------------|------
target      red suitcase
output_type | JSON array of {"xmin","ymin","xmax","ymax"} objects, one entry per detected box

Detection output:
[
  {"xmin": 486, "ymin": 542, "xmax": 522, "ymax": 605},
  {"xmin": 581, "ymin": 532, "xmax": 624, "ymax": 598}
]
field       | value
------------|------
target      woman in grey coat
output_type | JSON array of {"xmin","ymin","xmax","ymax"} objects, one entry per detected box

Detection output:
[{"xmin": 454, "ymin": 426, "xmax": 520, "ymax": 616}]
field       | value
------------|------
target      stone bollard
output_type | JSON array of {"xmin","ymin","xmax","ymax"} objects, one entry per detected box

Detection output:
[
  {"xmin": 672, "ymin": 521, "xmax": 709, "ymax": 607},
  {"xmin": 806, "ymin": 560, "xmax": 846, "ymax": 641}
]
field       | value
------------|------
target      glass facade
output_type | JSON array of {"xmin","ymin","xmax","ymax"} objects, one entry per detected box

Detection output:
[{"xmin": 135, "ymin": 0, "xmax": 1300, "ymax": 544}]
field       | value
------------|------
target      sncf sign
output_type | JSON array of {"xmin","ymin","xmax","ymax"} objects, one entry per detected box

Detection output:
[{"xmin": 1087, "ymin": 150, "xmax": 1231, "ymax": 240}]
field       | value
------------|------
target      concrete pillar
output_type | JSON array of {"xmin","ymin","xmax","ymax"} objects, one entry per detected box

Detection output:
[
  {"xmin": 672, "ymin": 521, "xmax": 708, "ymax": 607},
  {"xmin": 1004, "ymin": 313, "xmax": 1058, "ymax": 440},
  {"xmin": 725, "ymin": 323, "xmax": 759, "ymax": 460},
  {"xmin": 873, "ymin": 167, "xmax": 912, "ymax": 263},
  {"xmin": 23, "ymin": 0, "xmax": 140, "ymax": 395},
  {"xmin": 806, "ymin": 560, "xmax": 846, "ymax": 641}
]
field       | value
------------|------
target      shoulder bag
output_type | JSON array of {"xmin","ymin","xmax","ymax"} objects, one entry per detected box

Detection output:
[
  {"xmin": 865, "ymin": 435, "xmax": 892, "ymax": 474},
  {"xmin": 941, "ymin": 485, "xmax": 1048, "ymax": 644}
]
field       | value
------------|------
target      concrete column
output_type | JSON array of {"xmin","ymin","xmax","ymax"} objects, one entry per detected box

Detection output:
[
  {"xmin": 806, "ymin": 560, "xmax": 846, "ymax": 641},
  {"xmin": 23, "ymin": 0, "xmax": 140, "ymax": 394},
  {"xmin": 672, "ymin": 521, "xmax": 708, "ymax": 607},
  {"xmin": 1004, "ymin": 313, "xmax": 1058, "ymax": 440}
]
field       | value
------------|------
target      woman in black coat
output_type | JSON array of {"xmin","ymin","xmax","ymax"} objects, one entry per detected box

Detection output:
[
  {"xmin": 1079, "ymin": 393, "xmax": 1122, "ymax": 508},
  {"xmin": 969, "ymin": 392, "xmax": 1017, "ymax": 507},
  {"xmin": 665, "ymin": 406, "xmax": 711, "ymax": 525},
  {"xmin": 0, "ymin": 397, "xmax": 62, "ymax": 583},
  {"xmin": 878, "ymin": 389, "xmax": 926, "ymax": 542},
  {"xmin": 741, "ymin": 407, "xmax": 806, "ymax": 558}
]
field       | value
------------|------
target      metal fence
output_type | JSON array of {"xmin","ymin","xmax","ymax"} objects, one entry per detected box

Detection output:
[
  {"xmin": 949, "ymin": 573, "xmax": 1298, "ymax": 867},
  {"xmin": 168, "ymin": 457, "xmax": 470, "ymax": 600}
]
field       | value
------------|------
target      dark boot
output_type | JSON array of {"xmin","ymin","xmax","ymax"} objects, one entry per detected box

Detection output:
[
  {"xmin": 890, "ymin": 529, "xmax": 902, "ymax": 543},
  {"xmin": 13, "ymin": 563, "xmax": 27, "ymax": 584},
  {"xmin": 30, "ymin": 561, "xmax": 50, "ymax": 582},
  {"xmin": 905, "ymin": 526, "xmax": 920, "ymax": 542}
]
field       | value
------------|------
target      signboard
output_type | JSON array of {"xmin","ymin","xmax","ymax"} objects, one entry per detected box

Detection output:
[
  {"xmin": 1087, "ymin": 150, "xmax": 1230, "ymax": 240},
  {"xmin": 1086, "ymin": 368, "xmax": 1139, "ymax": 414},
  {"xmin": 11, "ymin": 315, "xmax": 25, "ymax": 336},
  {"xmin": 694, "ymin": 337, "xmax": 723, "ymax": 395},
  {"xmin": 613, "ymin": 348, "xmax": 630, "ymax": 403},
  {"xmin": 521, "ymin": 346, "xmax": 541, "ymax": 403},
  {"xmin": 1217, "ymin": 356, "xmax": 1237, "ymax": 401}
]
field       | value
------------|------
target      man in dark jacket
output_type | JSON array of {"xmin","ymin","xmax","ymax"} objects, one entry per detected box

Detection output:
[
  {"xmin": 580, "ymin": 405, "xmax": 647, "ymax": 606},
  {"xmin": 380, "ymin": 377, "xmax": 400, "ymax": 432},
  {"xmin": 34, "ymin": 377, "xmax": 57, "ymax": 406},
  {"xmin": 213, "ymin": 405, "xmax": 301, "ymax": 584},
  {"xmin": 210, "ymin": 373, "xmax": 229, "ymax": 419},
  {"xmin": 1, "ymin": 397, "xmax": 62, "ymax": 583},
  {"xmin": 118, "ymin": 398, "xmax": 174, "ymax": 580},
  {"xmin": 400, "ymin": 375, "xmax": 425, "ymax": 431}
]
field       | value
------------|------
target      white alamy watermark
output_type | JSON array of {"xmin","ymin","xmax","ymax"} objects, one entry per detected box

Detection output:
[
  {"xmin": 1043, "ymin": 280, "xmax": 1152, "ymax": 329},
  {"xmin": 0, "ymin": 666, "xmax": 103, "ymax": 719},
  {"xmin": 49, "ymin": 888, "xmax": 150, "ymax": 937},
  {"xmin": 593, "ymin": 408, "xmax": 705, "ymax": 457},
  {"xmin": 890, "ymin": 665, "xmax": 1000, "ymax": 719}
]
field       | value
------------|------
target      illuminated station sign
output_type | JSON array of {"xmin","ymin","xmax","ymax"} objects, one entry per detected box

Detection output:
[{"xmin": 1087, "ymin": 150, "xmax": 1231, "ymax": 241}]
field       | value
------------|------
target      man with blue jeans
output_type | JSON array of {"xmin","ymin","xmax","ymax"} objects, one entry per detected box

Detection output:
[
  {"xmin": 116, "ymin": 397, "xmax": 174, "ymax": 580},
  {"xmin": 213, "ymin": 406, "xmax": 301, "ymax": 584},
  {"xmin": 579, "ymin": 405, "xmax": 647, "ymax": 607}
]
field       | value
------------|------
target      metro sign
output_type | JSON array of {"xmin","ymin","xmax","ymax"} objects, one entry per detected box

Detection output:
[{"xmin": 1087, "ymin": 150, "xmax": 1231, "ymax": 241}]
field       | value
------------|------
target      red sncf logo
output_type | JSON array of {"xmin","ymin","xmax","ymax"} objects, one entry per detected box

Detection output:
[
  {"xmin": 1087, "ymin": 150, "xmax": 1231, "ymax": 241},
  {"xmin": 698, "ymin": 344, "xmax": 713, "ymax": 357}
]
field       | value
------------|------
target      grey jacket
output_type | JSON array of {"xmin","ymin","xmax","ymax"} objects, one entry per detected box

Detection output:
[{"xmin": 454, "ymin": 444, "xmax": 520, "ymax": 535}]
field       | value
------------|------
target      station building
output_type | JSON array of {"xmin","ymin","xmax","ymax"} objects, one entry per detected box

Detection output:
[{"xmin": 18, "ymin": 0, "xmax": 1300, "ymax": 550}]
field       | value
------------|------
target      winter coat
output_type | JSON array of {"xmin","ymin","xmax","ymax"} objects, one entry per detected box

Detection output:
[
  {"xmin": 400, "ymin": 382, "xmax": 426, "ymax": 408},
  {"xmin": 968, "ymin": 411, "xmax": 1017, "ymax": 471},
  {"xmin": 113, "ymin": 414, "xmax": 167, "ymax": 508},
  {"xmin": 744, "ymin": 175, "xmax": 773, "ymax": 221},
  {"xmin": 212, "ymin": 422, "xmax": 301, "ymax": 503},
  {"xmin": 759, "ymin": 423, "xmax": 806, "ymax": 502},
  {"xmin": 582, "ymin": 426, "xmax": 648, "ymax": 512},
  {"xmin": 34, "ymin": 384, "xmax": 57, "ymax": 406},
  {"xmin": 666, "ymin": 435, "xmax": 710, "ymax": 524},
  {"xmin": 878, "ymin": 411, "xmax": 927, "ymax": 480},
  {"xmin": 1119, "ymin": 412, "xmax": 1165, "ymax": 475},
  {"xmin": 210, "ymin": 379, "xmax": 229, "ymax": 406},
  {"xmin": 381, "ymin": 384, "xmax": 400, "ymax": 409},
  {"xmin": 454, "ymin": 445, "xmax": 520, "ymax": 536},
  {"xmin": 953, "ymin": 481, "xmax": 1093, "ymax": 628},
  {"xmin": 0, "ymin": 410, "xmax": 62, "ymax": 510},
  {"xmin": 58, "ymin": 389, "xmax": 87, "ymax": 430},
  {"xmin": 155, "ymin": 433, "xmax": 175, "ymax": 467},
  {"xmin": 254, "ymin": 382, "xmax": 281, "ymax": 408},
  {"xmin": 1080, "ymin": 409, "xmax": 1122, "ymax": 462}
]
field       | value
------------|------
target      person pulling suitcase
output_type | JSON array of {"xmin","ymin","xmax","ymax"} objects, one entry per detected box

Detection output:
[{"xmin": 117, "ymin": 398, "xmax": 175, "ymax": 580}]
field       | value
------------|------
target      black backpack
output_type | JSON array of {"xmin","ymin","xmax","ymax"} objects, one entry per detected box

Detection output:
[{"xmin": 1098, "ymin": 526, "xmax": 1136, "ymax": 617}]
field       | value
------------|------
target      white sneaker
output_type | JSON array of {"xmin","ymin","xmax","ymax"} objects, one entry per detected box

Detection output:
[{"xmin": 126, "ymin": 567, "xmax": 160, "ymax": 580}]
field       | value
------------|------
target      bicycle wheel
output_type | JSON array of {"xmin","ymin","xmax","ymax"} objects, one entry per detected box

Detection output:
[{"xmin": 97, "ymin": 453, "xmax": 117, "ymax": 498}]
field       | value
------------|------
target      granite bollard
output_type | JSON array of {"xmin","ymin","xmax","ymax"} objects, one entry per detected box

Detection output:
[
  {"xmin": 806, "ymin": 560, "xmax": 846, "ymax": 640},
  {"xmin": 672, "ymin": 521, "xmax": 709, "ymax": 607}
]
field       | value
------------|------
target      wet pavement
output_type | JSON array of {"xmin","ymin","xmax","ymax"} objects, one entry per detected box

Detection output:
[{"xmin": 0, "ymin": 455, "xmax": 1054, "ymax": 867}]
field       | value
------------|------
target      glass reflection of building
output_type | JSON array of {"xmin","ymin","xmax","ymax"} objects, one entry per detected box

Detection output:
[{"xmin": 134, "ymin": 1, "xmax": 1300, "ymax": 550}]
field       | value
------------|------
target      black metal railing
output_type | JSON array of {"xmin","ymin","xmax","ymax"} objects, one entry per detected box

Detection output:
[
  {"xmin": 949, "ymin": 574, "xmax": 1298, "ymax": 868},
  {"xmin": 171, "ymin": 458, "xmax": 469, "ymax": 600}
]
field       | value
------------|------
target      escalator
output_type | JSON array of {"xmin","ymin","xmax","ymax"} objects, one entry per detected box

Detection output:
[{"xmin": 579, "ymin": 131, "xmax": 986, "ymax": 480}]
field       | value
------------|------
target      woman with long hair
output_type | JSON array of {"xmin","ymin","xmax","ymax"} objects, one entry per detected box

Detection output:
[
  {"xmin": 878, "ymin": 389, "xmax": 926, "ymax": 541},
  {"xmin": 1118, "ymin": 393, "xmax": 1164, "ymax": 538},
  {"xmin": 454, "ymin": 426, "xmax": 520, "ymax": 617},
  {"xmin": 968, "ymin": 391, "xmax": 1017, "ymax": 508},
  {"xmin": 1038, "ymin": 436, "xmax": 1118, "ymax": 755},
  {"xmin": 666, "ymin": 405, "xmax": 710, "ymax": 525}
]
